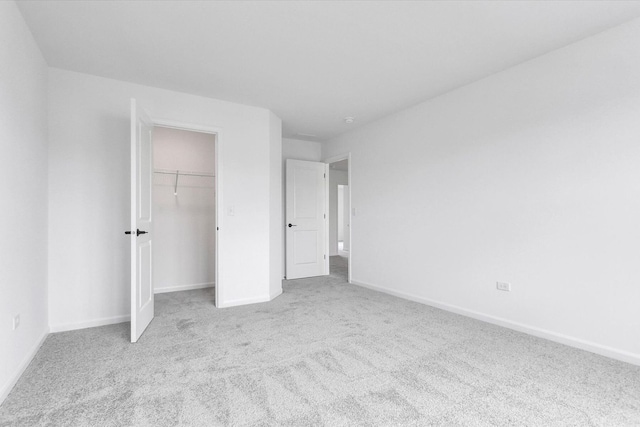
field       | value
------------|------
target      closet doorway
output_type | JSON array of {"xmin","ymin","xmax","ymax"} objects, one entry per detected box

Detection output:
[{"xmin": 152, "ymin": 126, "xmax": 217, "ymax": 310}]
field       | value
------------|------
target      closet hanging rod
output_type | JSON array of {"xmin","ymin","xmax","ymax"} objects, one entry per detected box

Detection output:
[{"xmin": 153, "ymin": 169, "xmax": 215, "ymax": 178}]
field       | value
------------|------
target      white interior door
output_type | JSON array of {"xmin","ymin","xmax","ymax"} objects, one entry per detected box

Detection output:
[
  {"xmin": 343, "ymin": 185, "xmax": 350, "ymax": 252},
  {"xmin": 130, "ymin": 99, "xmax": 154, "ymax": 342},
  {"xmin": 286, "ymin": 159, "xmax": 327, "ymax": 279}
]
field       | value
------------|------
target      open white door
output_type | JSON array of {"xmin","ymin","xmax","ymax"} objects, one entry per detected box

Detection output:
[
  {"xmin": 285, "ymin": 159, "xmax": 327, "ymax": 279},
  {"xmin": 129, "ymin": 99, "xmax": 154, "ymax": 342}
]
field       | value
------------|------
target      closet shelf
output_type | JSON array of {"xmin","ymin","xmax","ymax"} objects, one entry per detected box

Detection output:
[
  {"xmin": 154, "ymin": 168, "xmax": 215, "ymax": 178},
  {"xmin": 154, "ymin": 169, "xmax": 215, "ymax": 196}
]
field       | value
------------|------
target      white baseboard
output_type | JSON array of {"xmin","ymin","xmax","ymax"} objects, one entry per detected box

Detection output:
[
  {"xmin": 218, "ymin": 288, "xmax": 282, "ymax": 308},
  {"xmin": 49, "ymin": 314, "xmax": 130, "ymax": 333},
  {"xmin": 154, "ymin": 282, "xmax": 215, "ymax": 294},
  {"xmin": 0, "ymin": 327, "xmax": 49, "ymax": 405},
  {"xmin": 270, "ymin": 287, "xmax": 283, "ymax": 300},
  {"xmin": 351, "ymin": 279, "xmax": 640, "ymax": 366},
  {"xmin": 217, "ymin": 295, "xmax": 272, "ymax": 308}
]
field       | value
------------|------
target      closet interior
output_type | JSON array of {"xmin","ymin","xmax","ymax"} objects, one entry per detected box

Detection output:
[{"xmin": 152, "ymin": 126, "xmax": 217, "ymax": 306}]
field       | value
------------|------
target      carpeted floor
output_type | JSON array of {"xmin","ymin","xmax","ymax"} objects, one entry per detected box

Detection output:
[
  {"xmin": 1, "ymin": 256, "xmax": 639, "ymax": 426},
  {"xmin": 330, "ymin": 255, "xmax": 348, "ymax": 281}
]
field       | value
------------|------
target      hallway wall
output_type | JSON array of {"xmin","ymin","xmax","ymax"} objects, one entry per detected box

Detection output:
[{"xmin": 329, "ymin": 170, "xmax": 348, "ymax": 256}]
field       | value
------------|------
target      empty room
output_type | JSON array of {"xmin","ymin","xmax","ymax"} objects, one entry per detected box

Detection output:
[{"xmin": 1, "ymin": 1, "xmax": 639, "ymax": 425}]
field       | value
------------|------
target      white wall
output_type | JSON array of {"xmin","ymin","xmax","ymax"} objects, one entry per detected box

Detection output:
[
  {"xmin": 323, "ymin": 18, "xmax": 640, "ymax": 364},
  {"xmin": 48, "ymin": 68, "xmax": 282, "ymax": 330},
  {"xmin": 152, "ymin": 127, "xmax": 216, "ymax": 293},
  {"xmin": 282, "ymin": 138, "xmax": 322, "ymax": 162},
  {"xmin": 329, "ymin": 171, "xmax": 348, "ymax": 256},
  {"xmin": 269, "ymin": 113, "xmax": 283, "ymax": 297},
  {"xmin": 0, "ymin": 1, "xmax": 49, "ymax": 402}
]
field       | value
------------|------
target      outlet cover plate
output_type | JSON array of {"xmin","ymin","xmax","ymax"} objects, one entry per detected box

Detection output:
[{"xmin": 496, "ymin": 282, "xmax": 511, "ymax": 292}]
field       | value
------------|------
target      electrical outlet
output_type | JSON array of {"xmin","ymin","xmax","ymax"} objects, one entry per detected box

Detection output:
[
  {"xmin": 13, "ymin": 314, "xmax": 20, "ymax": 330},
  {"xmin": 496, "ymin": 282, "xmax": 511, "ymax": 292}
]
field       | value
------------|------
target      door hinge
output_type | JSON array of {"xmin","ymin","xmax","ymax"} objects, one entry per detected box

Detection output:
[
  {"xmin": 324, "ymin": 213, "xmax": 326, "ymax": 219},
  {"xmin": 324, "ymin": 173, "xmax": 326, "ymax": 178},
  {"xmin": 324, "ymin": 254, "xmax": 326, "ymax": 260}
]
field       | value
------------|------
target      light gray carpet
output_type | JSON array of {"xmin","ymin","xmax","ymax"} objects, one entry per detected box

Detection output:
[
  {"xmin": 330, "ymin": 255, "xmax": 348, "ymax": 281},
  {"xmin": 1, "ymin": 257, "xmax": 639, "ymax": 426}
]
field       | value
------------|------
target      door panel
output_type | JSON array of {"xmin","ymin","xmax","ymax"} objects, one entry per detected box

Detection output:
[
  {"xmin": 130, "ymin": 98, "xmax": 154, "ymax": 343},
  {"xmin": 138, "ymin": 130, "xmax": 152, "ymax": 222},
  {"xmin": 294, "ymin": 230, "xmax": 319, "ymax": 264},
  {"xmin": 286, "ymin": 159, "xmax": 327, "ymax": 279},
  {"xmin": 138, "ymin": 241, "xmax": 152, "ymax": 310},
  {"xmin": 293, "ymin": 168, "xmax": 319, "ymax": 218}
]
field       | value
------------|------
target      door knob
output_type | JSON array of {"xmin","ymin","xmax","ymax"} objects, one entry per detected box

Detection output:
[
  {"xmin": 124, "ymin": 229, "xmax": 149, "ymax": 236},
  {"xmin": 288, "ymin": 223, "xmax": 297, "ymax": 228}
]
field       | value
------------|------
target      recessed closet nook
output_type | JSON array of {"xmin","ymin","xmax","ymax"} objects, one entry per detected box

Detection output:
[{"xmin": 152, "ymin": 126, "xmax": 216, "ymax": 306}]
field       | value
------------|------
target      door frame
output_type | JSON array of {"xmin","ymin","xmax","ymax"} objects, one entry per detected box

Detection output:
[
  {"xmin": 152, "ymin": 118, "xmax": 223, "ymax": 308},
  {"xmin": 323, "ymin": 152, "xmax": 352, "ymax": 283}
]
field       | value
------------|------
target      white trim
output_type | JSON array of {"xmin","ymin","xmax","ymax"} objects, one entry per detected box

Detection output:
[
  {"xmin": 217, "ymin": 295, "xmax": 272, "ymax": 308},
  {"xmin": 0, "ymin": 328, "xmax": 49, "ymax": 405},
  {"xmin": 50, "ymin": 315, "xmax": 130, "ymax": 333},
  {"xmin": 351, "ymin": 279, "xmax": 640, "ymax": 366},
  {"xmin": 154, "ymin": 282, "xmax": 215, "ymax": 294},
  {"xmin": 152, "ymin": 118, "xmax": 222, "ymax": 136},
  {"xmin": 323, "ymin": 153, "xmax": 349, "ymax": 164},
  {"xmin": 218, "ymin": 287, "xmax": 282, "ymax": 309}
]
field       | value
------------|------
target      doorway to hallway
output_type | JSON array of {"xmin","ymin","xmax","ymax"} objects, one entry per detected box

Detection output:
[{"xmin": 328, "ymin": 157, "xmax": 349, "ymax": 282}]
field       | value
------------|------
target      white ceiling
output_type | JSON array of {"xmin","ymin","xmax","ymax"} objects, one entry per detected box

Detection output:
[{"xmin": 17, "ymin": 1, "xmax": 640, "ymax": 141}]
